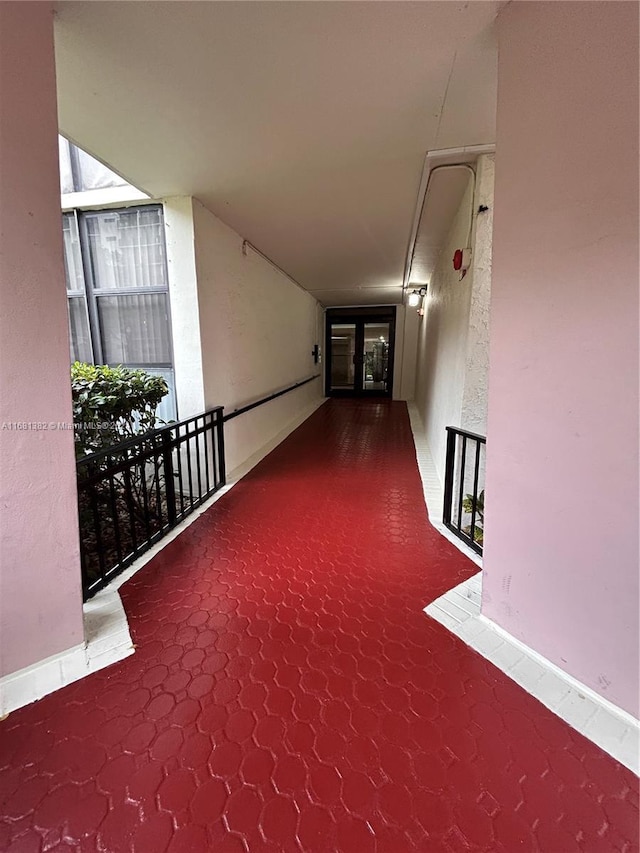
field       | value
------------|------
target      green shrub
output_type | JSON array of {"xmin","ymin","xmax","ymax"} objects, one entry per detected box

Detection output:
[
  {"xmin": 71, "ymin": 362, "xmax": 168, "ymax": 457},
  {"xmin": 462, "ymin": 488, "xmax": 485, "ymax": 546}
]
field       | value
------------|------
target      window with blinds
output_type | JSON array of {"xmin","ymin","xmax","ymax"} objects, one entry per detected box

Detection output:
[{"xmin": 62, "ymin": 205, "xmax": 177, "ymax": 421}]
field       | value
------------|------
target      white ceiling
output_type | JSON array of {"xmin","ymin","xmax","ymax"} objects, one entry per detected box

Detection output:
[{"xmin": 53, "ymin": 1, "xmax": 501, "ymax": 307}]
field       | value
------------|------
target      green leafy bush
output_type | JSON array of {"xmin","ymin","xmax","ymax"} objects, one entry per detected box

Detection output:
[
  {"xmin": 462, "ymin": 488, "xmax": 485, "ymax": 545},
  {"xmin": 73, "ymin": 364, "xmax": 170, "ymax": 589},
  {"xmin": 71, "ymin": 362, "xmax": 168, "ymax": 457}
]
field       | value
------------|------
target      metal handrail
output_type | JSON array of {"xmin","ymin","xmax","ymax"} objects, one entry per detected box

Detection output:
[
  {"xmin": 76, "ymin": 374, "xmax": 321, "ymax": 599},
  {"xmin": 223, "ymin": 375, "xmax": 320, "ymax": 422},
  {"xmin": 444, "ymin": 425, "xmax": 487, "ymax": 444}
]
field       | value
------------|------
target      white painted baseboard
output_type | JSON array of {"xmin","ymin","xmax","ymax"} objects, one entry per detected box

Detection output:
[
  {"xmin": 0, "ymin": 396, "xmax": 326, "ymax": 718},
  {"xmin": 406, "ymin": 403, "xmax": 639, "ymax": 776},
  {"xmin": 0, "ymin": 598, "xmax": 134, "ymax": 720},
  {"xmin": 425, "ymin": 574, "xmax": 639, "ymax": 776}
]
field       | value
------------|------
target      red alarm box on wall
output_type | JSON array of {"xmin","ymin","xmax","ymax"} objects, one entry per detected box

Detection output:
[{"xmin": 453, "ymin": 247, "xmax": 472, "ymax": 272}]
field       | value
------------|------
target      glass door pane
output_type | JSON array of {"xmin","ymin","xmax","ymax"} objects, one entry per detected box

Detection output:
[
  {"xmin": 329, "ymin": 323, "xmax": 357, "ymax": 391},
  {"xmin": 362, "ymin": 322, "xmax": 390, "ymax": 392},
  {"xmin": 325, "ymin": 309, "xmax": 395, "ymax": 397}
]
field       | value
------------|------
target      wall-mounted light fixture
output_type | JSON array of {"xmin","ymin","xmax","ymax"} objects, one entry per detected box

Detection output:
[{"xmin": 407, "ymin": 286, "xmax": 428, "ymax": 308}]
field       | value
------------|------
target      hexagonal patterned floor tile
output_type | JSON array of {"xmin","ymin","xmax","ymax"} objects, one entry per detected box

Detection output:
[{"xmin": 1, "ymin": 401, "xmax": 638, "ymax": 852}]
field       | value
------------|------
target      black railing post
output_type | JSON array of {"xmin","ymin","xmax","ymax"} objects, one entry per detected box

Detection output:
[
  {"xmin": 162, "ymin": 429, "xmax": 177, "ymax": 528},
  {"xmin": 456, "ymin": 436, "xmax": 467, "ymax": 532},
  {"xmin": 443, "ymin": 427, "xmax": 456, "ymax": 526},
  {"xmin": 470, "ymin": 441, "xmax": 481, "ymax": 546},
  {"xmin": 216, "ymin": 408, "xmax": 226, "ymax": 487}
]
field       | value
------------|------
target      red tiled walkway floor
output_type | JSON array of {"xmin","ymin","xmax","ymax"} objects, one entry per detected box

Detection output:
[{"xmin": 1, "ymin": 400, "xmax": 638, "ymax": 852}]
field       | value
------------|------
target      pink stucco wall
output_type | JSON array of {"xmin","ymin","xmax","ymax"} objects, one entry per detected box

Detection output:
[
  {"xmin": 0, "ymin": 3, "xmax": 84, "ymax": 676},
  {"xmin": 483, "ymin": 2, "xmax": 639, "ymax": 716}
]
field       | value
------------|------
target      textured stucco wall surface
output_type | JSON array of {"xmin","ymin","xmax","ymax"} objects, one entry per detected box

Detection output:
[
  {"xmin": 0, "ymin": 3, "xmax": 84, "ymax": 677},
  {"xmin": 461, "ymin": 155, "xmax": 494, "ymax": 435},
  {"xmin": 415, "ymin": 176, "xmax": 474, "ymax": 485},
  {"xmin": 192, "ymin": 200, "xmax": 323, "ymax": 474},
  {"xmin": 483, "ymin": 1, "xmax": 639, "ymax": 716},
  {"xmin": 414, "ymin": 156, "xmax": 494, "ymax": 486},
  {"xmin": 396, "ymin": 305, "xmax": 420, "ymax": 402}
]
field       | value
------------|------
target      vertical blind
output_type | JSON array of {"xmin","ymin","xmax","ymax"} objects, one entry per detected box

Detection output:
[{"xmin": 61, "ymin": 206, "xmax": 176, "ymax": 421}]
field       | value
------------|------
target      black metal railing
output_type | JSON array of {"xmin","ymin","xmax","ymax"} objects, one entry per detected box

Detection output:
[
  {"xmin": 77, "ymin": 408, "xmax": 225, "ymax": 600},
  {"xmin": 443, "ymin": 426, "xmax": 486, "ymax": 556},
  {"xmin": 76, "ymin": 376, "xmax": 320, "ymax": 600},
  {"xmin": 223, "ymin": 374, "xmax": 320, "ymax": 422}
]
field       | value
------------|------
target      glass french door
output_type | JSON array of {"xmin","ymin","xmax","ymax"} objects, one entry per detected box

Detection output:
[
  {"xmin": 328, "ymin": 323, "xmax": 357, "ymax": 391},
  {"xmin": 361, "ymin": 321, "xmax": 391, "ymax": 393},
  {"xmin": 326, "ymin": 309, "xmax": 395, "ymax": 397}
]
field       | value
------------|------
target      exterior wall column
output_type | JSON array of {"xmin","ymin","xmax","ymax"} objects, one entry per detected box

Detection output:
[
  {"xmin": 0, "ymin": 2, "xmax": 84, "ymax": 678},
  {"xmin": 483, "ymin": 1, "xmax": 639, "ymax": 716},
  {"xmin": 163, "ymin": 197, "xmax": 206, "ymax": 419},
  {"xmin": 460, "ymin": 153, "xmax": 494, "ymax": 436}
]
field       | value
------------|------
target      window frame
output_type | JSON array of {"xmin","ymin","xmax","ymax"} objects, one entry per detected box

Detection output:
[
  {"xmin": 70, "ymin": 204, "xmax": 175, "ymax": 370},
  {"xmin": 63, "ymin": 210, "xmax": 94, "ymax": 363},
  {"xmin": 63, "ymin": 204, "xmax": 177, "ymax": 417}
]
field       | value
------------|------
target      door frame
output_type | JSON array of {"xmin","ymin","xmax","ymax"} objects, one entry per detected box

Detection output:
[{"xmin": 324, "ymin": 306, "xmax": 397, "ymax": 398}]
